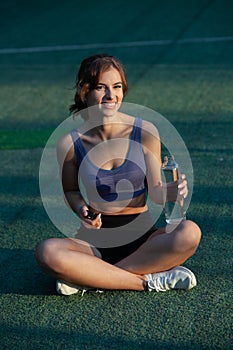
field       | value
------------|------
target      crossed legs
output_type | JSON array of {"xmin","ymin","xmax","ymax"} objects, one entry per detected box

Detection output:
[{"xmin": 35, "ymin": 220, "xmax": 201, "ymax": 291}]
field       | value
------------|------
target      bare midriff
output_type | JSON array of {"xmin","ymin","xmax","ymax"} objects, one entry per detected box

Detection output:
[{"xmin": 89, "ymin": 193, "xmax": 148, "ymax": 215}]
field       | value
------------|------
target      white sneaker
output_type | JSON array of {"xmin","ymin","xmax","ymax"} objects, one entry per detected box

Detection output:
[
  {"xmin": 145, "ymin": 266, "xmax": 197, "ymax": 292},
  {"xmin": 56, "ymin": 280, "xmax": 104, "ymax": 296}
]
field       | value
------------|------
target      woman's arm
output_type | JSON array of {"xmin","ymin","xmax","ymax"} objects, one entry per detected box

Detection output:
[
  {"xmin": 56, "ymin": 134, "xmax": 101, "ymax": 229},
  {"xmin": 142, "ymin": 121, "xmax": 188, "ymax": 205},
  {"xmin": 141, "ymin": 120, "xmax": 164, "ymax": 205},
  {"xmin": 56, "ymin": 134, "xmax": 86, "ymax": 214},
  {"xmin": 141, "ymin": 120, "xmax": 188, "ymax": 205}
]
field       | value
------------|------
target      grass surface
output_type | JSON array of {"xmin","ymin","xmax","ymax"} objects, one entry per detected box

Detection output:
[{"xmin": 0, "ymin": 0, "xmax": 232, "ymax": 349}]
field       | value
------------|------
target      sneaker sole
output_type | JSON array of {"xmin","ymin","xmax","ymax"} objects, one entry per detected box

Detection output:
[
  {"xmin": 56, "ymin": 280, "xmax": 104, "ymax": 296},
  {"xmin": 56, "ymin": 280, "xmax": 83, "ymax": 295}
]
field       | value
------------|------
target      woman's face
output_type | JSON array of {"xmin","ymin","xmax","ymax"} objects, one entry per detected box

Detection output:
[{"xmin": 86, "ymin": 67, "xmax": 124, "ymax": 117}]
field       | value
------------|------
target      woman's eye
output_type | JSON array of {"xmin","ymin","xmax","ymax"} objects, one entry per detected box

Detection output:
[
  {"xmin": 96, "ymin": 85, "xmax": 103, "ymax": 91},
  {"xmin": 114, "ymin": 85, "xmax": 122, "ymax": 89}
]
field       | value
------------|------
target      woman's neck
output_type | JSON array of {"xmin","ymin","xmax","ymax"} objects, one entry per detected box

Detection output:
[{"xmin": 85, "ymin": 112, "xmax": 126, "ymax": 139}]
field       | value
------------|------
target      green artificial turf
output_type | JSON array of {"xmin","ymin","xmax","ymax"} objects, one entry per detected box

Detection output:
[
  {"xmin": 0, "ymin": 129, "xmax": 54, "ymax": 149},
  {"xmin": 0, "ymin": 1, "xmax": 232, "ymax": 349}
]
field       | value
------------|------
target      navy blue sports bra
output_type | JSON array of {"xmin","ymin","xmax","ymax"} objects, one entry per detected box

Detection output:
[{"xmin": 71, "ymin": 118, "xmax": 147, "ymax": 203}]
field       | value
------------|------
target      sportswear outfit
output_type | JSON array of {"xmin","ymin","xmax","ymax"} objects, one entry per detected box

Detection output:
[
  {"xmin": 70, "ymin": 117, "xmax": 156, "ymax": 263},
  {"xmin": 56, "ymin": 118, "xmax": 197, "ymax": 295}
]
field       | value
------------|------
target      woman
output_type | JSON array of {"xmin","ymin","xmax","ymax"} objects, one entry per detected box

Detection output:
[{"xmin": 35, "ymin": 54, "xmax": 201, "ymax": 295}]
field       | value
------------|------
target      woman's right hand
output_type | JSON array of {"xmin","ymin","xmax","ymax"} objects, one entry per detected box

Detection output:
[{"xmin": 79, "ymin": 205, "xmax": 102, "ymax": 230}]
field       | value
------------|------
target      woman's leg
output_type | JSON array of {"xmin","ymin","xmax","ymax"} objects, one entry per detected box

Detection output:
[
  {"xmin": 35, "ymin": 238, "xmax": 146, "ymax": 291},
  {"xmin": 116, "ymin": 220, "xmax": 201, "ymax": 274},
  {"xmin": 35, "ymin": 220, "xmax": 201, "ymax": 292}
]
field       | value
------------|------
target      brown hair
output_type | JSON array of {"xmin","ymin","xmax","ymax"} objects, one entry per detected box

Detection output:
[{"xmin": 69, "ymin": 54, "xmax": 128, "ymax": 115}]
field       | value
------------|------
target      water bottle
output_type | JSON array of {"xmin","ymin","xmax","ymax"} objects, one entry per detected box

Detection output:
[{"xmin": 161, "ymin": 155, "xmax": 186, "ymax": 224}]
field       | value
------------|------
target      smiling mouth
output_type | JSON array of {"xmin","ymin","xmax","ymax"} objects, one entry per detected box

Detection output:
[{"xmin": 102, "ymin": 102, "xmax": 117, "ymax": 109}]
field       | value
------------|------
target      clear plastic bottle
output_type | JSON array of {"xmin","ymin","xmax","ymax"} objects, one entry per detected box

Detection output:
[{"xmin": 161, "ymin": 155, "xmax": 186, "ymax": 224}]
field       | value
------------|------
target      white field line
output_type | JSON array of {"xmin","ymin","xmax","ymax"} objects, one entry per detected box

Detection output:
[{"xmin": 0, "ymin": 36, "xmax": 233, "ymax": 54}]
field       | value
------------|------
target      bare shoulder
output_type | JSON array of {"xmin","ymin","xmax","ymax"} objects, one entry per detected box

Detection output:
[
  {"xmin": 141, "ymin": 119, "xmax": 160, "ymax": 142},
  {"xmin": 140, "ymin": 120, "xmax": 161, "ymax": 161},
  {"xmin": 56, "ymin": 133, "xmax": 75, "ymax": 162},
  {"xmin": 56, "ymin": 133, "xmax": 73, "ymax": 152}
]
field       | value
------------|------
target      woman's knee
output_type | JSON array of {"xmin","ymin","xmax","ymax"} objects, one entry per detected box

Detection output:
[
  {"xmin": 175, "ymin": 220, "xmax": 202, "ymax": 252},
  {"xmin": 35, "ymin": 238, "xmax": 63, "ymax": 271},
  {"xmin": 183, "ymin": 220, "xmax": 201, "ymax": 248}
]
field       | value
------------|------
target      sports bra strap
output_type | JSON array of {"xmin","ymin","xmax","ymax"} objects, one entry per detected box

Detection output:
[
  {"xmin": 71, "ymin": 117, "xmax": 142, "ymax": 165},
  {"xmin": 131, "ymin": 117, "xmax": 142, "ymax": 143},
  {"xmin": 70, "ymin": 129, "xmax": 86, "ymax": 165}
]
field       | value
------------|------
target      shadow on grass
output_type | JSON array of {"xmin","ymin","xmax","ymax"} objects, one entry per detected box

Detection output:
[
  {"xmin": 0, "ymin": 175, "xmax": 40, "ymax": 195},
  {"xmin": 192, "ymin": 185, "xmax": 232, "ymax": 205},
  {"xmin": 0, "ymin": 248, "xmax": 55, "ymax": 296},
  {"xmin": 0, "ymin": 324, "xmax": 204, "ymax": 350}
]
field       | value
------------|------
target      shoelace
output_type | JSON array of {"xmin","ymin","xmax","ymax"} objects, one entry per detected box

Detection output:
[
  {"xmin": 81, "ymin": 289, "xmax": 87, "ymax": 297},
  {"xmin": 148, "ymin": 275, "xmax": 169, "ymax": 292},
  {"xmin": 81, "ymin": 288, "xmax": 104, "ymax": 297}
]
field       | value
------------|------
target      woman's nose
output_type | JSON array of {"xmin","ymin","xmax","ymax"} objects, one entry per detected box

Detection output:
[{"xmin": 105, "ymin": 88, "xmax": 114, "ymax": 99}]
